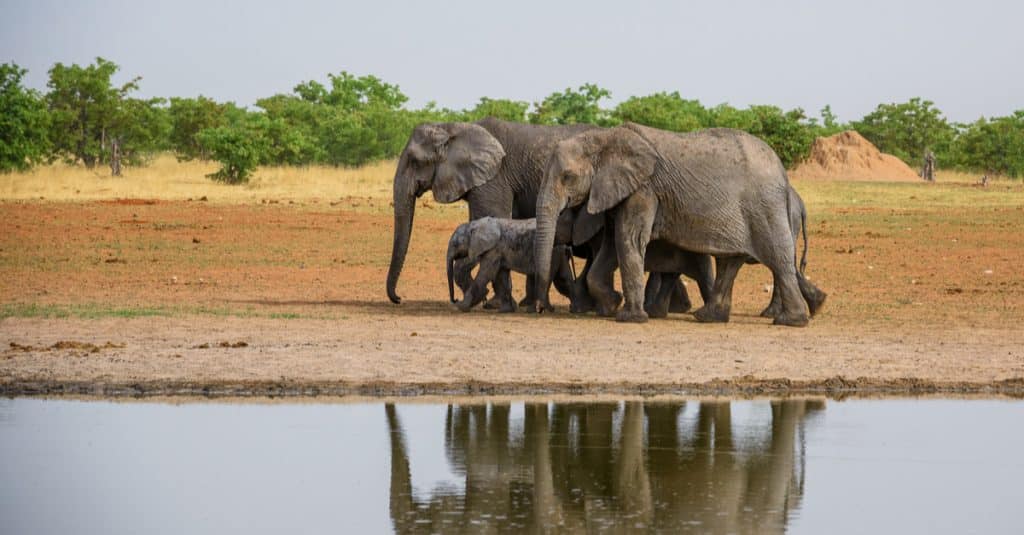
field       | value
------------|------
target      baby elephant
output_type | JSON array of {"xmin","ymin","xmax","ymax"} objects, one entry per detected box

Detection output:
[{"xmin": 447, "ymin": 217, "xmax": 567, "ymax": 313}]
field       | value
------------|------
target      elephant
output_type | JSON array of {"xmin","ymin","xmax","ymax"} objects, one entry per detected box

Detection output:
[
  {"xmin": 445, "ymin": 216, "xmax": 573, "ymax": 313},
  {"xmin": 534, "ymin": 123, "xmax": 827, "ymax": 326},
  {"xmin": 386, "ymin": 117, "xmax": 598, "ymax": 306},
  {"xmin": 555, "ymin": 185, "xmax": 811, "ymax": 320},
  {"xmin": 558, "ymin": 209, "xmax": 714, "ymax": 317}
]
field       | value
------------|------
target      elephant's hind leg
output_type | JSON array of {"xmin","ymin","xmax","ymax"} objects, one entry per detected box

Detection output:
[
  {"xmin": 667, "ymin": 276, "xmax": 692, "ymax": 313},
  {"xmin": 760, "ymin": 250, "xmax": 810, "ymax": 327},
  {"xmin": 494, "ymin": 268, "xmax": 518, "ymax": 313},
  {"xmin": 694, "ymin": 256, "xmax": 744, "ymax": 323},
  {"xmin": 645, "ymin": 272, "xmax": 682, "ymax": 319},
  {"xmin": 797, "ymin": 271, "xmax": 827, "ymax": 316}
]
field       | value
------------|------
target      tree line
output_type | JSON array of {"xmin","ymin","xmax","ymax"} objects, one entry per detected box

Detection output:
[{"xmin": 2, "ymin": 58, "xmax": 1022, "ymax": 181}]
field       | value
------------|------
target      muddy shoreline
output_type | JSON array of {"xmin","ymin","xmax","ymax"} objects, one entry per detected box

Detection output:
[{"xmin": 4, "ymin": 377, "xmax": 1024, "ymax": 399}]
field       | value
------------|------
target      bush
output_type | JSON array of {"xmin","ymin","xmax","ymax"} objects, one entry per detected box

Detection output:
[
  {"xmin": 196, "ymin": 117, "xmax": 267, "ymax": 184},
  {"xmin": 613, "ymin": 92, "xmax": 706, "ymax": 132},
  {"xmin": 948, "ymin": 112, "xmax": 1024, "ymax": 178}
]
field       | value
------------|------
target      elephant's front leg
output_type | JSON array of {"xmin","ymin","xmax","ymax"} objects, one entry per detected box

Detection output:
[
  {"xmin": 614, "ymin": 194, "xmax": 656, "ymax": 323},
  {"xmin": 569, "ymin": 251, "xmax": 596, "ymax": 314},
  {"xmin": 457, "ymin": 254, "xmax": 502, "ymax": 312}
]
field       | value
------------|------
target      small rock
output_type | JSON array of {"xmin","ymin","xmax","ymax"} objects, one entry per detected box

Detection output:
[
  {"xmin": 192, "ymin": 237, "xmax": 200, "ymax": 244},
  {"xmin": 984, "ymin": 269, "xmax": 993, "ymax": 275},
  {"xmin": 763, "ymin": 284, "xmax": 773, "ymax": 293},
  {"xmin": 410, "ymin": 332, "xmax": 417, "ymax": 337}
]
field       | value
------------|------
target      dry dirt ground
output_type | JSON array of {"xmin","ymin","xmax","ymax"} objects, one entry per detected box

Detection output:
[{"xmin": 2, "ymin": 178, "xmax": 1024, "ymax": 397}]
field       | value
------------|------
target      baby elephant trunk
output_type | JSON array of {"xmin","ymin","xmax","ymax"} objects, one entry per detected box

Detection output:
[{"xmin": 446, "ymin": 248, "xmax": 457, "ymax": 304}]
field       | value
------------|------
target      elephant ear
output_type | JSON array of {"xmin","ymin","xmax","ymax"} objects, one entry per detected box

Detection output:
[
  {"xmin": 572, "ymin": 206, "xmax": 605, "ymax": 246},
  {"xmin": 432, "ymin": 124, "xmax": 506, "ymax": 203},
  {"xmin": 586, "ymin": 127, "xmax": 658, "ymax": 214},
  {"xmin": 467, "ymin": 218, "xmax": 502, "ymax": 260}
]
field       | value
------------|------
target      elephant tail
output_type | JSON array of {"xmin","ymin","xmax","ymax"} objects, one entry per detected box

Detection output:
[{"xmin": 799, "ymin": 204, "xmax": 808, "ymax": 274}]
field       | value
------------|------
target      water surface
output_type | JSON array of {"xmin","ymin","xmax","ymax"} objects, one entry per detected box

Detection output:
[{"xmin": 1, "ymin": 398, "xmax": 1021, "ymax": 534}]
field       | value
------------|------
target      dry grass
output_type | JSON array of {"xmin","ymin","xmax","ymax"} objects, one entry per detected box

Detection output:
[{"xmin": 0, "ymin": 154, "xmax": 398, "ymax": 203}]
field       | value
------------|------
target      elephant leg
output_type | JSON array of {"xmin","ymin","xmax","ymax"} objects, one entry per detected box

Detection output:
[
  {"xmin": 667, "ymin": 277, "xmax": 692, "ymax": 314},
  {"xmin": 760, "ymin": 272, "xmax": 783, "ymax": 318},
  {"xmin": 797, "ymin": 271, "xmax": 827, "ymax": 317},
  {"xmin": 458, "ymin": 255, "xmax": 501, "ymax": 312},
  {"xmin": 494, "ymin": 268, "xmax": 518, "ymax": 313},
  {"xmin": 569, "ymin": 254, "xmax": 596, "ymax": 314},
  {"xmin": 645, "ymin": 273, "xmax": 680, "ymax": 319},
  {"xmin": 694, "ymin": 256, "xmax": 744, "ymax": 323},
  {"xmin": 519, "ymin": 274, "xmax": 538, "ymax": 308},
  {"xmin": 482, "ymin": 269, "xmax": 511, "ymax": 310},
  {"xmin": 760, "ymin": 245, "xmax": 810, "ymax": 328},
  {"xmin": 643, "ymin": 273, "xmax": 663, "ymax": 317},
  {"xmin": 587, "ymin": 231, "xmax": 622, "ymax": 316},
  {"xmin": 549, "ymin": 254, "xmax": 576, "ymax": 301},
  {"xmin": 614, "ymin": 195, "xmax": 655, "ymax": 323}
]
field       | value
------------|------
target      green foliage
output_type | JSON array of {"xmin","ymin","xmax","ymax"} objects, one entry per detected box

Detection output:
[
  {"xmin": 530, "ymin": 84, "xmax": 617, "ymax": 126},
  {"xmin": 168, "ymin": 96, "xmax": 239, "ymax": 160},
  {"xmin": 743, "ymin": 105, "xmax": 817, "ymax": 169},
  {"xmin": 851, "ymin": 98, "xmax": 955, "ymax": 166},
  {"xmin": 196, "ymin": 114, "xmax": 267, "ymax": 183},
  {"xmin": 613, "ymin": 92, "xmax": 706, "ymax": 132},
  {"xmin": 45, "ymin": 57, "xmax": 167, "ymax": 170},
  {"xmin": 463, "ymin": 97, "xmax": 530, "ymax": 122},
  {"xmin": 0, "ymin": 62, "xmax": 51, "ymax": 172},
  {"xmin": 948, "ymin": 112, "xmax": 1024, "ymax": 178}
]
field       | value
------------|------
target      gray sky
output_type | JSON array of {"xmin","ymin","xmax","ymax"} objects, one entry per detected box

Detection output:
[{"xmin": 2, "ymin": 0, "xmax": 1021, "ymax": 123}]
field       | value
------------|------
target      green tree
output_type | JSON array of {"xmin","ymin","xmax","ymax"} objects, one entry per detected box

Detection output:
[
  {"xmin": 0, "ymin": 62, "xmax": 50, "ymax": 172},
  {"xmin": 462, "ymin": 97, "xmax": 529, "ymax": 122},
  {"xmin": 529, "ymin": 83, "xmax": 616, "ymax": 126},
  {"xmin": 950, "ymin": 112, "xmax": 1024, "ymax": 178},
  {"xmin": 851, "ymin": 97, "xmax": 955, "ymax": 166},
  {"xmin": 45, "ymin": 57, "xmax": 166, "ymax": 171},
  {"xmin": 168, "ymin": 96, "xmax": 240, "ymax": 160},
  {"xmin": 613, "ymin": 92, "xmax": 707, "ymax": 132}
]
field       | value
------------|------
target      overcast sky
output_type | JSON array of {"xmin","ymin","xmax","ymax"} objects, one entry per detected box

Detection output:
[{"xmin": 2, "ymin": 0, "xmax": 1021, "ymax": 123}]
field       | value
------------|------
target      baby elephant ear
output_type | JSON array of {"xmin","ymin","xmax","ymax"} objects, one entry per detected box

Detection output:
[
  {"xmin": 432, "ymin": 123, "xmax": 506, "ymax": 203},
  {"xmin": 468, "ymin": 217, "xmax": 502, "ymax": 260},
  {"xmin": 587, "ymin": 127, "xmax": 658, "ymax": 214},
  {"xmin": 572, "ymin": 207, "xmax": 605, "ymax": 247}
]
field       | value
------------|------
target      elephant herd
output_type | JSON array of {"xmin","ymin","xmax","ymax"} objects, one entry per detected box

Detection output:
[
  {"xmin": 387, "ymin": 400, "xmax": 822, "ymax": 532},
  {"xmin": 386, "ymin": 117, "xmax": 826, "ymax": 326}
]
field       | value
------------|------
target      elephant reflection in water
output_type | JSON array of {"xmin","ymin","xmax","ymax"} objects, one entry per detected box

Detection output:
[{"xmin": 386, "ymin": 399, "xmax": 822, "ymax": 533}]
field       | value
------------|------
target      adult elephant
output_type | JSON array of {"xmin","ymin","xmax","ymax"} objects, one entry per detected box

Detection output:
[
  {"xmin": 386, "ymin": 117, "xmax": 597, "ymax": 305},
  {"xmin": 534, "ymin": 124, "xmax": 826, "ymax": 326}
]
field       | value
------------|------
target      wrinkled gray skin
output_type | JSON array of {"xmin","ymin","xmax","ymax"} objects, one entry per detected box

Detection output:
[
  {"xmin": 556, "ymin": 206, "xmax": 714, "ymax": 317},
  {"xmin": 446, "ymin": 216, "xmax": 573, "ymax": 313},
  {"xmin": 535, "ymin": 124, "xmax": 826, "ymax": 326},
  {"xmin": 386, "ymin": 117, "xmax": 596, "ymax": 305}
]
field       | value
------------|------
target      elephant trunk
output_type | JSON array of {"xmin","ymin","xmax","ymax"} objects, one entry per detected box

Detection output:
[
  {"xmin": 446, "ymin": 243, "xmax": 457, "ymax": 304},
  {"xmin": 386, "ymin": 156, "xmax": 416, "ymax": 304},
  {"xmin": 534, "ymin": 189, "xmax": 566, "ymax": 311}
]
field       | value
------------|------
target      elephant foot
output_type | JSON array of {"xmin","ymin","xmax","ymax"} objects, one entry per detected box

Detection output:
[
  {"xmin": 456, "ymin": 300, "xmax": 474, "ymax": 313},
  {"xmin": 499, "ymin": 300, "xmax": 518, "ymax": 313},
  {"xmin": 759, "ymin": 303, "xmax": 782, "ymax": 318},
  {"xmin": 694, "ymin": 304, "xmax": 730, "ymax": 323},
  {"xmin": 773, "ymin": 311, "xmax": 809, "ymax": 327},
  {"xmin": 616, "ymin": 308, "xmax": 649, "ymax": 323},
  {"xmin": 482, "ymin": 295, "xmax": 501, "ymax": 310},
  {"xmin": 644, "ymin": 301, "xmax": 670, "ymax": 319},
  {"xmin": 535, "ymin": 300, "xmax": 555, "ymax": 314},
  {"xmin": 806, "ymin": 290, "xmax": 828, "ymax": 317},
  {"xmin": 594, "ymin": 291, "xmax": 623, "ymax": 317},
  {"xmin": 570, "ymin": 301, "xmax": 595, "ymax": 314}
]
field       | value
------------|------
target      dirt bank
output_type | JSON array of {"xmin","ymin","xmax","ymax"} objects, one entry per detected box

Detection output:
[{"xmin": 2, "ymin": 316, "xmax": 1023, "ymax": 397}]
